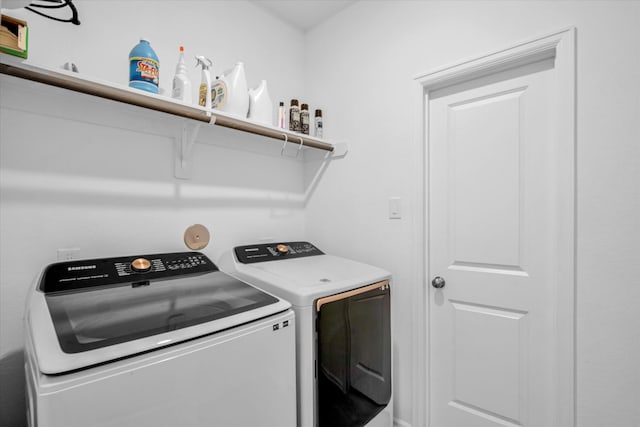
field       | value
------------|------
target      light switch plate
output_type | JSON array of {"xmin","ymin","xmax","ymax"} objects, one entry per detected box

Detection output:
[{"xmin": 389, "ymin": 197, "xmax": 401, "ymax": 219}]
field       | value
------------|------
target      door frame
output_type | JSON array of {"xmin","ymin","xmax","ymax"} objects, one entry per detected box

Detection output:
[{"xmin": 412, "ymin": 27, "xmax": 576, "ymax": 427}]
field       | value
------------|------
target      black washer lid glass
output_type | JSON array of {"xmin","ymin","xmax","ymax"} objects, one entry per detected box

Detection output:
[{"xmin": 45, "ymin": 271, "xmax": 278, "ymax": 354}]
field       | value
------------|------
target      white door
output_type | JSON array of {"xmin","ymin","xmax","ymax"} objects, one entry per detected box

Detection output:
[{"xmin": 428, "ymin": 56, "xmax": 566, "ymax": 427}]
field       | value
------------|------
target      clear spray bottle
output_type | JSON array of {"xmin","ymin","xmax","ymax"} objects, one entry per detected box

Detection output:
[{"xmin": 195, "ymin": 56, "xmax": 213, "ymax": 109}]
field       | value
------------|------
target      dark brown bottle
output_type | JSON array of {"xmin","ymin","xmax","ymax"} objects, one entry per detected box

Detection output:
[
  {"xmin": 289, "ymin": 99, "xmax": 301, "ymax": 132},
  {"xmin": 301, "ymin": 103, "xmax": 310, "ymax": 135}
]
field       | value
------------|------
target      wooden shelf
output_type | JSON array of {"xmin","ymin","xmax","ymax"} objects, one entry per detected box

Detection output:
[{"xmin": 0, "ymin": 55, "xmax": 338, "ymax": 153}]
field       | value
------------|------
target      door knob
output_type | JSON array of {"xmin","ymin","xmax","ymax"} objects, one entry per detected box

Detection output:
[{"xmin": 431, "ymin": 276, "xmax": 446, "ymax": 289}]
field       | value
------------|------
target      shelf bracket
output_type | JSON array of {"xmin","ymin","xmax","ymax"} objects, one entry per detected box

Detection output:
[
  {"xmin": 331, "ymin": 141, "xmax": 349, "ymax": 158},
  {"xmin": 174, "ymin": 120, "xmax": 205, "ymax": 179}
]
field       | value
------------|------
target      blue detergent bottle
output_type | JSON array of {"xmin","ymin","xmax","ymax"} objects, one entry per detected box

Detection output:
[{"xmin": 129, "ymin": 39, "xmax": 159, "ymax": 93}]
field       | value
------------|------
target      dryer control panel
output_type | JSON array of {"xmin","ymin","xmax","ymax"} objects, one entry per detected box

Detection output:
[
  {"xmin": 235, "ymin": 241, "xmax": 324, "ymax": 264},
  {"xmin": 40, "ymin": 252, "xmax": 216, "ymax": 293}
]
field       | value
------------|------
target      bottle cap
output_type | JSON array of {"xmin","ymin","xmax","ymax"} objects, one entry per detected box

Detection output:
[
  {"xmin": 301, "ymin": 103, "xmax": 308, "ymax": 110},
  {"xmin": 315, "ymin": 109, "xmax": 322, "ymax": 117},
  {"xmin": 290, "ymin": 99, "xmax": 299, "ymax": 106}
]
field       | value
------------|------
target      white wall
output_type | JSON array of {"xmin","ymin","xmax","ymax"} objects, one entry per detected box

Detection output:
[
  {"xmin": 304, "ymin": 1, "xmax": 639, "ymax": 426},
  {"xmin": 2, "ymin": 1, "xmax": 639, "ymax": 427},
  {"xmin": 0, "ymin": 1, "xmax": 312, "ymax": 425}
]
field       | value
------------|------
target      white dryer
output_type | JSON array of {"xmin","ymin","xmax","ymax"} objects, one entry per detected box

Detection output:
[
  {"xmin": 220, "ymin": 241, "xmax": 392, "ymax": 427},
  {"xmin": 25, "ymin": 251, "xmax": 296, "ymax": 427}
]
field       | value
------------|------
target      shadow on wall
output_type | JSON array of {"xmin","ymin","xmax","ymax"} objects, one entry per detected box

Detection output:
[
  {"xmin": 0, "ymin": 350, "xmax": 27, "ymax": 427},
  {"xmin": 0, "ymin": 146, "xmax": 333, "ymax": 211}
]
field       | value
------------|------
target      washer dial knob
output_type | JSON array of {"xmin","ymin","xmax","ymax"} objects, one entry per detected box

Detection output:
[{"xmin": 131, "ymin": 258, "xmax": 152, "ymax": 272}]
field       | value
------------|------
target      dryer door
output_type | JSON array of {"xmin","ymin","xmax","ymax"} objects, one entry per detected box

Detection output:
[{"xmin": 316, "ymin": 280, "xmax": 391, "ymax": 427}]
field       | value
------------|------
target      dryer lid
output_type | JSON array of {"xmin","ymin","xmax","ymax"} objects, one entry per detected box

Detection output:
[{"xmin": 224, "ymin": 243, "xmax": 391, "ymax": 307}]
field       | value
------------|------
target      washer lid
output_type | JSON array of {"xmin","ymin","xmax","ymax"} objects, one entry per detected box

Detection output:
[
  {"xmin": 28, "ymin": 253, "xmax": 290, "ymax": 374},
  {"xmin": 45, "ymin": 272, "xmax": 279, "ymax": 354}
]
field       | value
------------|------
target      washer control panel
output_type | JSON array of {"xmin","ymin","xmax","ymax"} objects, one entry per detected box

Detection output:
[
  {"xmin": 235, "ymin": 241, "xmax": 324, "ymax": 264},
  {"xmin": 40, "ymin": 252, "xmax": 215, "ymax": 293}
]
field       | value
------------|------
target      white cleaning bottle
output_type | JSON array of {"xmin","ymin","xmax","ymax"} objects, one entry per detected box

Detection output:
[
  {"xmin": 213, "ymin": 62, "xmax": 248, "ymax": 117},
  {"xmin": 171, "ymin": 46, "xmax": 192, "ymax": 104},
  {"xmin": 248, "ymin": 80, "xmax": 273, "ymax": 125},
  {"xmin": 211, "ymin": 74, "xmax": 228, "ymax": 110},
  {"xmin": 222, "ymin": 62, "xmax": 249, "ymax": 117},
  {"xmin": 195, "ymin": 56, "xmax": 213, "ymax": 109}
]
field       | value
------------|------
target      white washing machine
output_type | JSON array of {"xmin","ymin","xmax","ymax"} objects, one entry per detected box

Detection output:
[
  {"xmin": 25, "ymin": 251, "xmax": 296, "ymax": 427},
  {"xmin": 220, "ymin": 241, "xmax": 392, "ymax": 427}
]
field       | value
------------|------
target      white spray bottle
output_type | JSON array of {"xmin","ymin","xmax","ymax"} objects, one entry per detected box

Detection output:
[
  {"xmin": 171, "ymin": 46, "xmax": 192, "ymax": 104},
  {"xmin": 195, "ymin": 56, "xmax": 213, "ymax": 109}
]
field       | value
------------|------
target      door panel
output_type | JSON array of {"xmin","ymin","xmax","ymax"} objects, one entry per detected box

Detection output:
[
  {"xmin": 429, "ymin": 59, "xmax": 556, "ymax": 427},
  {"xmin": 450, "ymin": 87, "xmax": 524, "ymax": 271},
  {"xmin": 451, "ymin": 301, "xmax": 527, "ymax": 424}
]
